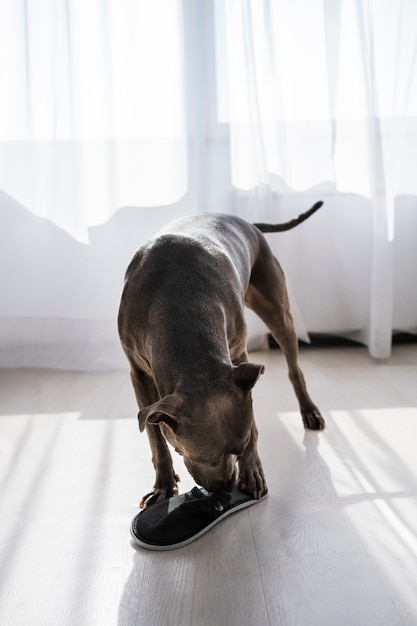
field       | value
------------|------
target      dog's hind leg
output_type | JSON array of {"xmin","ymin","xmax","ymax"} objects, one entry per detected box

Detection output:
[
  {"xmin": 246, "ymin": 244, "xmax": 325, "ymax": 430},
  {"xmin": 129, "ymin": 365, "xmax": 180, "ymax": 506}
]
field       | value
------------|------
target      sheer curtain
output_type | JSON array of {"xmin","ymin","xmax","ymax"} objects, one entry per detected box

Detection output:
[
  {"xmin": 0, "ymin": 0, "xmax": 188, "ymax": 242},
  {"xmin": 0, "ymin": 0, "xmax": 241, "ymax": 369},
  {"xmin": 224, "ymin": 0, "xmax": 417, "ymax": 358},
  {"xmin": 1, "ymin": 0, "xmax": 416, "ymax": 369}
]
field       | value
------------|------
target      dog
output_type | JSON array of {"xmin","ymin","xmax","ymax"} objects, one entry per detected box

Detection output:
[{"xmin": 118, "ymin": 202, "xmax": 325, "ymax": 508}]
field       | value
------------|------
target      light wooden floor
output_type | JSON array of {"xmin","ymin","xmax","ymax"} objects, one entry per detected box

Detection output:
[{"xmin": 1, "ymin": 344, "xmax": 417, "ymax": 625}]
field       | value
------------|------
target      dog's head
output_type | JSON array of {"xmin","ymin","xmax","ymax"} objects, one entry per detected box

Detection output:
[{"xmin": 138, "ymin": 362, "xmax": 264, "ymax": 493}]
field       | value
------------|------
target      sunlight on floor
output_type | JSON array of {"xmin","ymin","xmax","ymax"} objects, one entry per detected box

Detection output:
[
  {"xmin": 1, "ymin": 346, "xmax": 417, "ymax": 625},
  {"xmin": 270, "ymin": 404, "xmax": 417, "ymax": 623},
  {"xmin": 325, "ymin": 408, "xmax": 417, "ymax": 621}
]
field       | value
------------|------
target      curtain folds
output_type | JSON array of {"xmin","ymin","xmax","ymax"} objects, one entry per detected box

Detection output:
[
  {"xmin": 1, "ymin": 0, "xmax": 416, "ymax": 369},
  {"xmin": 225, "ymin": 0, "xmax": 417, "ymax": 357}
]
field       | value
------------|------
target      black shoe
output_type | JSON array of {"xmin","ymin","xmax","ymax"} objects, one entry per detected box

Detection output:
[{"xmin": 130, "ymin": 485, "xmax": 268, "ymax": 551}]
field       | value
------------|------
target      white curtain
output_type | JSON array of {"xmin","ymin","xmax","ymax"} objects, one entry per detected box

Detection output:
[
  {"xmin": 224, "ymin": 0, "xmax": 417, "ymax": 358},
  {"xmin": 1, "ymin": 0, "xmax": 416, "ymax": 369},
  {"xmin": 0, "ymin": 0, "xmax": 188, "ymax": 242}
]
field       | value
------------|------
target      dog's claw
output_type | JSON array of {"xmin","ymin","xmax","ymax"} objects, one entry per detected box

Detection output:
[
  {"xmin": 140, "ymin": 483, "xmax": 179, "ymax": 509},
  {"xmin": 140, "ymin": 492, "xmax": 160, "ymax": 509},
  {"xmin": 238, "ymin": 469, "xmax": 267, "ymax": 500}
]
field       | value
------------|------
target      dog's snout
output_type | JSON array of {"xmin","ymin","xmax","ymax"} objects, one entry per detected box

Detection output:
[
  {"xmin": 186, "ymin": 458, "xmax": 236, "ymax": 494},
  {"xmin": 226, "ymin": 472, "xmax": 237, "ymax": 490},
  {"xmin": 210, "ymin": 471, "xmax": 236, "ymax": 494}
]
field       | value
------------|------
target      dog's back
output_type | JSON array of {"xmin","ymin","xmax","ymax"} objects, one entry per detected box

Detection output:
[{"xmin": 118, "ymin": 215, "xmax": 255, "ymax": 375}]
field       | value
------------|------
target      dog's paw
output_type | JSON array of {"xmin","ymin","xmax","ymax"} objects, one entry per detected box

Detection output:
[
  {"xmin": 302, "ymin": 408, "xmax": 325, "ymax": 430},
  {"xmin": 139, "ymin": 489, "xmax": 175, "ymax": 509},
  {"xmin": 238, "ymin": 461, "xmax": 267, "ymax": 500},
  {"xmin": 139, "ymin": 472, "xmax": 180, "ymax": 508}
]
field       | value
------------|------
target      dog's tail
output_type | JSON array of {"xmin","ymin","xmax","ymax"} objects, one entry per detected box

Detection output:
[{"xmin": 253, "ymin": 201, "xmax": 323, "ymax": 233}]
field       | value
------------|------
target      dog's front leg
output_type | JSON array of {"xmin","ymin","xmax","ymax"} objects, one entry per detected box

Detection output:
[
  {"xmin": 237, "ymin": 421, "xmax": 267, "ymax": 499},
  {"xmin": 140, "ymin": 423, "xmax": 180, "ymax": 508},
  {"xmin": 128, "ymin": 366, "xmax": 180, "ymax": 508}
]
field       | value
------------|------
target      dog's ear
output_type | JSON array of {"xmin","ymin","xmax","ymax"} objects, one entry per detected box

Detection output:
[
  {"xmin": 232, "ymin": 362, "xmax": 265, "ymax": 391},
  {"xmin": 138, "ymin": 393, "xmax": 184, "ymax": 433}
]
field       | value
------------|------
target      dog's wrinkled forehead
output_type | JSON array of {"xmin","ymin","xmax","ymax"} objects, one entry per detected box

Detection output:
[
  {"xmin": 197, "ymin": 391, "xmax": 235, "ymax": 417},
  {"xmin": 183, "ymin": 391, "xmax": 253, "ymax": 444},
  {"xmin": 192, "ymin": 389, "xmax": 248, "ymax": 419}
]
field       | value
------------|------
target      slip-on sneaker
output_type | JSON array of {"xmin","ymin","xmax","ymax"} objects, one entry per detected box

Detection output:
[{"xmin": 130, "ymin": 485, "xmax": 268, "ymax": 551}]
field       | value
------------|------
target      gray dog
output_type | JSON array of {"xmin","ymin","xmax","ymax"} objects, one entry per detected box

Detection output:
[{"xmin": 118, "ymin": 203, "xmax": 325, "ymax": 507}]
